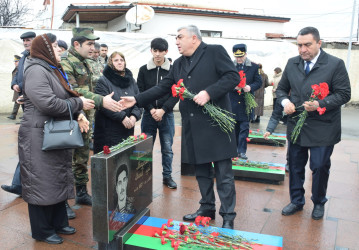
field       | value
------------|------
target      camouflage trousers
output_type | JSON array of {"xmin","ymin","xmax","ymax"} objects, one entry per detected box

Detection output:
[{"xmin": 72, "ymin": 111, "xmax": 94, "ymax": 186}]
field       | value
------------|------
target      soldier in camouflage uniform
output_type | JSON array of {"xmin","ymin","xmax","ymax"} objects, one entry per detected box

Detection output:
[
  {"xmin": 85, "ymin": 43, "xmax": 104, "ymax": 148},
  {"xmin": 61, "ymin": 27, "xmax": 122, "ymax": 211}
]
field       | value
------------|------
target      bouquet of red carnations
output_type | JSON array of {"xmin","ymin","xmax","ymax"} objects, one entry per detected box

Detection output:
[
  {"xmin": 291, "ymin": 82, "xmax": 329, "ymax": 144},
  {"xmin": 155, "ymin": 216, "xmax": 253, "ymax": 249},
  {"xmin": 171, "ymin": 79, "xmax": 236, "ymax": 135},
  {"xmin": 236, "ymin": 70, "xmax": 258, "ymax": 118}
]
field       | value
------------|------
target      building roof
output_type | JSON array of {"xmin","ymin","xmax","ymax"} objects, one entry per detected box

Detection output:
[{"xmin": 61, "ymin": 2, "xmax": 290, "ymax": 23}]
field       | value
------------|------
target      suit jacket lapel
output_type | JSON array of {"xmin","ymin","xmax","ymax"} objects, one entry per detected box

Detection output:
[{"xmin": 187, "ymin": 42, "xmax": 206, "ymax": 74}]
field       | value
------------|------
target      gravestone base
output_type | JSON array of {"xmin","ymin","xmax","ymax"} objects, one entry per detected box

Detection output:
[
  {"xmin": 98, "ymin": 208, "xmax": 150, "ymax": 250},
  {"xmin": 124, "ymin": 216, "xmax": 283, "ymax": 249},
  {"xmin": 248, "ymin": 132, "xmax": 286, "ymax": 147},
  {"xmin": 232, "ymin": 159, "xmax": 285, "ymax": 184}
]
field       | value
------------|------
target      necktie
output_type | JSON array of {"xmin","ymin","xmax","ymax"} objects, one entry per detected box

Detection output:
[{"xmin": 305, "ymin": 61, "xmax": 311, "ymax": 75}]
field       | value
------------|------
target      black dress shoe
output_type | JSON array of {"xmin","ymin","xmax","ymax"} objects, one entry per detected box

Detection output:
[
  {"xmin": 66, "ymin": 202, "xmax": 76, "ymax": 219},
  {"xmin": 312, "ymin": 204, "xmax": 325, "ymax": 220},
  {"xmin": 7, "ymin": 115, "xmax": 16, "ymax": 120},
  {"xmin": 222, "ymin": 220, "xmax": 234, "ymax": 229},
  {"xmin": 183, "ymin": 209, "xmax": 215, "ymax": 221},
  {"xmin": 281, "ymin": 203, "xmax": 303, "ymax": 216},
  {"xmin": 56, "ymin": 226, "xmax": 76, "ymax": 235},
  {"xmin": 163, "ymin": 177, "xmax": 177, "ymax": 189},
  {"xmin": 40, "ymin": 234, "xmax": 63, "ymax": 244},
  {"xmin": 238, "ymin": 153, "xmax": 248, "ymax": 160},
  {"xmin": 1, "ymin": 185, "xmax": 21, "ymax": 196}
]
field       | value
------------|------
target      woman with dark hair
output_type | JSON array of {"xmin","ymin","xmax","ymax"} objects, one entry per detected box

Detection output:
[
  {"xmin": 19, "ymin": 33, "xmax": 93, "ymax": 244},
  {"xmin": 93, "ymin": 51, "xmax": 142, "ymax": 154}
]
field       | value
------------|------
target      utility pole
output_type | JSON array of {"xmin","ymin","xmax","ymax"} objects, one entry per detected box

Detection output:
[{"xmin": 346, "ymin": 0, "xmax": 356, "ymax": 71}]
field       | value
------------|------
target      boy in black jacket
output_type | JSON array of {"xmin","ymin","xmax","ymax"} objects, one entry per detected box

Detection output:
[{"xmin": 137, "ymin": 38, "xmax": 178, "ymax": 189}]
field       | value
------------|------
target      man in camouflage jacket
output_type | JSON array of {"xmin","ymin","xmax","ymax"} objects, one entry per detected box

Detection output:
[{"xmin": 61, "ymin": 27, "xmax": 121, "ymax": 212}]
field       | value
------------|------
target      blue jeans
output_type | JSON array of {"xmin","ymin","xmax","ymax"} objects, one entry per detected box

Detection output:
[{"xmin": 141, "ymin": 111, "xmax": 175, "ymax": 179}]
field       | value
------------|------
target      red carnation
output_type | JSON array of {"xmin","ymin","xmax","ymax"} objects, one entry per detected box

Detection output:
[
  {"xmin": 317, "ymin": 107, "xmax": 326, "ymax": 115},
  {"xmin": 140, "ymin": 133, "xmax": 147, "ymax": 140},
  {"xmin": 179, "ymin": 87, "xmax": 185, "ymax": 101},
  {"xmin": 103, "ymin": 146, "xmax": 110, "ymax": 154},
  {"xmin": 249, "ymin": 129, "xmax": 252, "ymax": 133},
  {"xmin": 167, "ymin": 219, "xmax": 174, "ymax": 227},
  {"xmin": 161, "ymin": 236, "xmax": 167, "ymax": 245},
  {"xmin": 171, "ymin": 84, "xmax": 178, "ymax": 97},
  {"xmin": 246, "ymin": 137, "xmax": 250, "ymax": 142},
  {"xmin": 194, "ymin": 216, "xmax": 202, "ymax": 226},
  {"xmin": 311, "ymin": 84, "xmax": 320, "ymax": 96},
  {"xmin": 177, "ymin": 79, "xmax": 183, "ymax": 86},
  {"xmin": 317, "ymin": 82, "xmax": 329, "ymax": 100},
  {"xmin": 179, "ymin": 224, "xmax": 188, "ymax": 235}
]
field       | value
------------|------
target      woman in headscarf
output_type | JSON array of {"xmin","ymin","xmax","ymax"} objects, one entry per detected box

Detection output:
[
  {"xmin": 19, "ymin": 33, "xmax": 94, "ymax": 244},
  {"xmin": 93, "ymin": 51, "xmax": 142, "ymax": 154}
]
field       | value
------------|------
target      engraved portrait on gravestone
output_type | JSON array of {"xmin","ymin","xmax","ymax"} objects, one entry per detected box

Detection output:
[{"xmin": 109, "ymin": 163, "xmax": 136, "ymax": 233}]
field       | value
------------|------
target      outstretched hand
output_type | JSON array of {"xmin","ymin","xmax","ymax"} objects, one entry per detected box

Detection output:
[
  {"xmin": 103, "ymin": 92, "xmax": 122, "ymax": 112},
  {"xmin": 119, "ymin": 96, "xmax": 136, "ymax": 110}
]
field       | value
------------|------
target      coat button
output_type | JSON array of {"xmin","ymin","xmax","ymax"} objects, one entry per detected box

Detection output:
[
  {"xmin": 190, "ymin": 113, "xmax": 194, "ymax": 117},
  {"xmin": 188, "ymin": 76, "xmax": 191, "ymax": 79}
]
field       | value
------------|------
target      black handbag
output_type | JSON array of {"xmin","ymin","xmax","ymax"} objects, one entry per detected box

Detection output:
[{"xmin": 42, "ymin": 100, "xmax": 84, "ymax": 150}]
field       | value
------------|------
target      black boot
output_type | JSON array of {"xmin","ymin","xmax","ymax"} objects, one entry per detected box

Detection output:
[
  {"xmin": 65, "ymin": 201, "xmax": 76, "ymax": 219},
  {"xmin": 75, "ymin": 185, "xmax": 92, "ymax": 206}
]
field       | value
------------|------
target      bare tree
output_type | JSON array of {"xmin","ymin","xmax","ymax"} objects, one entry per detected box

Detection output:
[{"xmin": 0, "ymin": 0, "xmax": 30, "ymax": 26}]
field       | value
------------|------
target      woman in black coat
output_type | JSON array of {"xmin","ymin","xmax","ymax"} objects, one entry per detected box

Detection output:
[{"xmin": 93, "ymin": 52, "xmax": 142, "ymax": 154}]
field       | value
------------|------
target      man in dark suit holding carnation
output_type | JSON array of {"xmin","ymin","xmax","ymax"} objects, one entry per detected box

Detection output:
[
  {"xmin": 276, "ymin": 27, "xmax": 351, "ymax": 220},
  {"xmin": 120, "ymin": 25, "xmax": 239, "ymax": 229}
]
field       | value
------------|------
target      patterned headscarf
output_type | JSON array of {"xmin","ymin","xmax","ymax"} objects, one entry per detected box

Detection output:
[{"xmin": 30, "ymin": 34, "xmax": 80, "ymax": 97}]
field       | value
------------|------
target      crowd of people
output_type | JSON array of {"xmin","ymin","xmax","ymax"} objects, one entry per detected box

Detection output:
[{"xmin": 1, "ymin": 25, "xmax": 351, "ymax": 244}]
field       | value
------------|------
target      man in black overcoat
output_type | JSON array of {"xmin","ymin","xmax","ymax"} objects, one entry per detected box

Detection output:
[
  {"xmin": 276, "ymin": 27, "xmax": 351, "ymax": 220},
  {"xmin": 120, "ymin": 25, "xmax": 239, "ymax": 229}
]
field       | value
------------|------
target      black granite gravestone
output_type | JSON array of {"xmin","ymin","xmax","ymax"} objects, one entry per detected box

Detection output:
[{"xmin": 91, "ymin": 137, "xmax": 153, "ymax": 249}]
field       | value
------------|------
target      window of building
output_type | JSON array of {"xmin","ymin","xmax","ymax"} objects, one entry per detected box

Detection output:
[{"xmin": 201, "ymin": 30, "xmax": 222, "ymax": 38}]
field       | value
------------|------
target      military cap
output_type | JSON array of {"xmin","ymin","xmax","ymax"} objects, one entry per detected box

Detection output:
[
  {"xmin": 20, "ymin": 31, "xmax": 36, "ymax": 40},
  {"xmin": 233, "ymin": 44, "xmax": 247, "ymax": 57},
  {"xmin": 14, "ymin": 55, "xmax": 21, "ymax": 62},
  {"xmin": 72, "ymin": 27, "xmax": 99, "ymax": 40},
  {"xmin": 57, "ymin": 40, "xmax": 68, "ymax": 50}
]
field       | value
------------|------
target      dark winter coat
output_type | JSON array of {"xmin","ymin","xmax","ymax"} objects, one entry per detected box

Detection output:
[
  {"xmin": 137, "ymin": 58, "xmax": 178, "ymax": 112},
  {"xmin": 135, "ymin": 42, "xmax": 240, "ymax": 164},
  {"xmin": 11, "ymin": 50, "xmax": 30, "ymax": 94},
  {"xmin": 94, "ymin": 66, "xmax": 142, "ymax": 154},
  {"xmin": 254, "ymin": 72, "xmax": 269, "ymax": 116},
  {"xmin": 229, "ymin": 58, "xmax": 262, "ymax": 121},
  {"xmin": 19, "ymin": 57, "xmax": 83, "ymax": 205},
  {"xmin": 276, "ymin": 49, "xmax": 351, "ymax": 146}
]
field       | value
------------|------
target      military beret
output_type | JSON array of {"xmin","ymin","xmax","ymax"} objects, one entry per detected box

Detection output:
[
  {"xmin": 20, "ymin": 31, "xmax": 36, "ymax": 40},
  {"xmin": 57, "ymin": 40, "xmax": 68, "ymax": 50},
  {"xmin": 233, "ymin": 44, "xmax": 247, "ymax": 57},
  {"xmin": 72, "ymin": 27, "xmax": 99, "ymax": 40},
  {"xmin": 14, "ymin": 55, "xmax": 21, "ymax": 61}
]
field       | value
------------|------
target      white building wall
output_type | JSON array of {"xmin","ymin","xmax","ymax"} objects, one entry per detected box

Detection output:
[{"xmin": 108, "ymin": 13, "xmax": 285, "ymax": 39}]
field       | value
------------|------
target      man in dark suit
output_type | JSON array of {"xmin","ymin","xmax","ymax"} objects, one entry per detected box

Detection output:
[
  {"xmin": 229, "ymin": 44, "xmax": 262, "ymax": 160},
  {"xmin": 276, "ymin": 27, "xmax": 351, "ymax": 220},
  {"xmin": 120, "ymin": 25, "xmax": 239, "ymax": 229}
]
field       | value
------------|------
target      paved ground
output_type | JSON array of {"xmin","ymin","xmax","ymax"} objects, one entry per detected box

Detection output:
[{"xmin": 0, "ymin": 107, "xmax": 358, "ymax": 249}]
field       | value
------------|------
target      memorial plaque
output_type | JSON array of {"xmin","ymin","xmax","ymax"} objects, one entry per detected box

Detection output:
[
  {"xmin": 248, "ymin": 132, "xmax": 287, "ymax": 146},
  {"xmin": 91, "ymin": 137, "xmax": 153, "ymax": 245}
]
